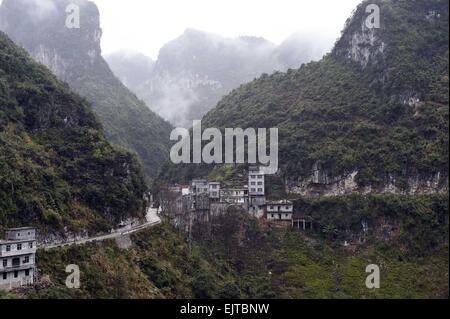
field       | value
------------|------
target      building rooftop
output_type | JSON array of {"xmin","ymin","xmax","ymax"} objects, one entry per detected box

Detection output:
[
  {"xmin": 267, "ymin": 200, "xmax": 293, "ymax": 205},
  {"xmin": 192, "ymin": 179, "xmax": 208, "ymax": 183},
  {"xmin": 0, "ymin": 238, "xmax": 35, "ymax": 244},
  {"xmin": 6, "ymin": 227, "xmax": 35, "ymax": 231},
  {"xmin": 293, "ymin": 212, "xmax": 314, "ymax": 220}
]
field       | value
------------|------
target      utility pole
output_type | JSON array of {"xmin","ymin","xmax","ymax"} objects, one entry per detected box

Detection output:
[{"xmin": 188, "ymin": 209, "xmax": 193, "ymax": 254}]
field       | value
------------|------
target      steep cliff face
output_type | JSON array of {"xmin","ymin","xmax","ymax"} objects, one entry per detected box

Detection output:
[
  {"xmin": 334, "ymin": 0, "xmax": 449, "ymax": 105},
  {"xmin": 0, "ymin": 0, "xmax": 102, "ymax": 79},
  {"xmin": 0, "ymin": 0, "xmax": 173, "ymax": 180},
  {"xmin": 286, "ymin": 164, "xmax": 447, "ymax": 197},
  {"xmin": 334, "ymin": 6, "xmax": 386, "ymax": 68},
  {"xmin": 160, "ymin": 0, "xmax": 449, "ymax": 196},
  {"xmin": 0, "ymin": 31, "xmax": 147, "ymax": 234}
]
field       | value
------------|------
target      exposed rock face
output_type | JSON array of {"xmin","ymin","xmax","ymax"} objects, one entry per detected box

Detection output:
[
  {"xmin": 335, "ymin": 13, "xmax": 386, "ymax": 68},
  {"xmin": 34, "ymin": 45, "xmax": 69, "ymax": 80},
  {"xmin": 0, "ymin": 0, "xmax": 102, "ymax": 77},
  {"xmin": 286, "ymin": 163, "xmax": 448, "ymax": 197},
  {"xmin": 333, "ymin": 0, "xmax": 447, "ymax": 106}
]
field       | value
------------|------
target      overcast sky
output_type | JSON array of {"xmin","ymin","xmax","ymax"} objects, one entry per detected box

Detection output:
[
  {"xmin": 0, "ymin": 0, "xmax": 362, "ymax": 59},
  {"xmin": 91, "ymin": 0, "xmax": 362, "ymax": 59}
]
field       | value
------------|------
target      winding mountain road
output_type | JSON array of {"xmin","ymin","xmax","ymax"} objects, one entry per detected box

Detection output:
[{"xmin": 42, "ymin": 207, "xmax": 161, "ymax": 250}]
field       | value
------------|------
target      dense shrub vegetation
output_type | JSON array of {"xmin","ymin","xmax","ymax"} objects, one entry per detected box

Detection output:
[
  {"xmin": 0, "ymin": 0, "xmax": 173, "ymax": 180},
  {"xmin": 0, "ymin": 32, "xmax": 147, "ymax": 234}
]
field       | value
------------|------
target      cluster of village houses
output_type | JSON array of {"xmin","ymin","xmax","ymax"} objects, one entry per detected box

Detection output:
[
  {"xmin": 161, "ymin": 166, "xmax": 313, "ymax": 232},
  {"xmin": 0, "ymin": 167, "xmax": 313, "ymax": 292}
]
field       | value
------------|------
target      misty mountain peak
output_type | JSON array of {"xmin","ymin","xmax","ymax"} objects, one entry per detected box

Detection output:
[
  {"xmin": 108, "ymin": 28, "xmax": 325, "ymax": 127},
  {"xmin": 0, "ymin": 0, "xmax": 102, "ymax": 79}
]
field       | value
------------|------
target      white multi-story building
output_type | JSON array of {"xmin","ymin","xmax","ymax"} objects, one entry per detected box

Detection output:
[
  {"xmin": 248, "ymin": 166, "xmax": 265, "ymax": 196},
  {"xmin": 266, "ymin": 200, "xmax": 294, "ymax": 221},
  {"xmin": 191, "ymin": 180, "xmax": 209, "ymax": 195},
  {"xmin": 248, "ymin": 166, "xmax": 266, "ymax": 216},
  {"xmin": 208, "ymin": 182, "xmax": 221, "ymax": 200},
  {"xmin": 220, "ymin": 188, "xmax": 249, "ymax": 206},
  {"xmin": 0, "ymin": 228, "xmax": 37, "ymax": 291}
]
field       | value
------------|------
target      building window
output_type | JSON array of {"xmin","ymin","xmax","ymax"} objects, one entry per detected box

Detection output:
[
  {"xmin": 258, "ymin": 175, "xmax": 263, "ymax": 179},
  {"xmin": 14, "ymin": 271, "xmax": 18, "ymax": 278},
  {"xmin": 29, "ymin": 242, "xmax": 33, "ymax": 249},
  {"xmin": 2, "ymin": 273, "xmax": 6, "ymax": 280},
  {"xmin": 25, "ymin": 269, "xmax": 30, "ymax": 277},
  {"xmin": 2, "ymin": 259, "xmax": 6, "ymax": 267},
  {"xmin": 6, "ymin": 245, "xmax": 11, "ymax": 252},
  {"xmin": 12, "ymin": 258, "xmax": 20, "ymax": 267},
  {"xmin": 17, "ymin": 244, "xmax": 22, "ymax": 251},
  {"xmin": 258, "ymin": 188, "xmax": 263, "ymax": 192},
  {"xmin": 258, "ymin": 182, "xmax": 263, "ymax": 185},
  {"xmin": 23, "ymin": 256, "xmax": 30, "ymax": 264},
  {"xmin": 271, "ymin": 214, "xmax": 274, "ymax": 218}
]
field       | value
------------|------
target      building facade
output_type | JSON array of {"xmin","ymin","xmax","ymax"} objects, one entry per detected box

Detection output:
[
  {"xmin": 191, "ymin": 180, "xmax": 209, "ymax": 195},
  {"xmin": 248, "ymin": 166, "xmax": 265, "ymax": 196},
  {"xmin": 0, "ymin": 228, "xmax": 37, "ymax": 291},
  {"xmin": 208, "ymin": 182, "xmax": 221, "ymax": 200},
  {"xmin": 220, "ymin": 188, "xmax": 249, "ymax": 207},
  {"xmin": 248, "ymin": 166, "xmax": 266, "ymax": 216},
  {"xmin": 266, "ymin": 200, "xmax": 294, "ymax": 221}
]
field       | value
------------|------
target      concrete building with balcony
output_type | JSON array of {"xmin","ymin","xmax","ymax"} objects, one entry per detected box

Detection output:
[
  {"xmin": 220, "ymin": 188, "xmax": 249, "ymax": 208},
  {"xmin": 0, "ymin": 227, "xmax": 37, "ymax": 291},
  {"xmin": 248, "ymin": 166, "xmax": 266, "ymax": 217},
  {"xmin": 266, "ymin": 200, "xmax": 294, "ymax": 221},
  {"xmin": 191, "ymin": 180, "xmax": 209, "ymax": 196},
  {"xmin": 208, "ymin": 182, "xmax": 221, "ymax": 200},
  {"xmin": 248, "ymin": 166, "xmax": 265, "ymax": 196}
]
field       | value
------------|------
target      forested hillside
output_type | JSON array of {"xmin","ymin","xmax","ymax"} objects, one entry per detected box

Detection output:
[
  {"xmin": 160, "ymin": 0, "xmax": 449, "ymax": 196},
  {"xmin": 0, "ymin": 32, "xmax": 147, "ymax": 235},
  {"xmin": 0, "ymin": 0, "xmax": 173, "ymax": 180}
]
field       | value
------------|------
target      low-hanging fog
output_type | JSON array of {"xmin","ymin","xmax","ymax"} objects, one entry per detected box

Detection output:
[
  {"xmin": 0, "ymin": 0, "xmax": 361, "ymax": 127},
  {"xmin": 105, "ymin": 29, "xmax": 336, "ymax": 127}
]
